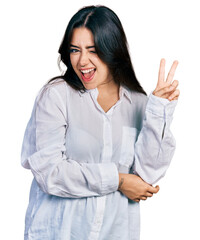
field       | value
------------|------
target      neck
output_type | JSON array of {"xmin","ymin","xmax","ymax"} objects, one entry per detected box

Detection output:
[
  {"xmin": 97, "ymin": 80, "xmax": 119, "ymax": 97},
  {"xmin": 97, "ymin": 80, "xmax": 120, "ymax": 113}
]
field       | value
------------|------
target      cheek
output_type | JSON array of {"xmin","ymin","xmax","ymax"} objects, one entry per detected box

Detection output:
[
  {"xmin": 95, "ymin": 58, "xmax": 110, "ymax": 74},
  {"xmin": 70, "ymin": 55, "xmax": 75, "ymax": 67},
  {"xmin": 70, "ymin": 56, "xmax": 79, "ymax": 73},
  {"xmin": 101, "ymin": 65, "xmax": 110, "ymax": 77}
]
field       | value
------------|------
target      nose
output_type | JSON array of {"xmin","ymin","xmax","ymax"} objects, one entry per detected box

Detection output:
[{"xmin": 79, "ymin": 51, "xmax": 89, "ymax": 67}]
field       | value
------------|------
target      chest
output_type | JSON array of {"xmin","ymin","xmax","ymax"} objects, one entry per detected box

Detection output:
[
  {"xmin": 94, "ymin": 82, "xmax": 120, "ymax": 113},
  {"xmin": 97, "ymin": 94, "xmax": 119, "ymax": 113},
  {"xmin": 64, "ymin": 93, "xmax": 143, "ymax": 166}
]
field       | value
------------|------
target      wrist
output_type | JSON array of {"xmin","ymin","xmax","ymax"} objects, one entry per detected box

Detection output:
[{"xmin": 118, "ymin": 173, "xmax": 126, "ymax": 191}]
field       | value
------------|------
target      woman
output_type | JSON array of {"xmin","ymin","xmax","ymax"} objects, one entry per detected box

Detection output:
[{"xmin": 21, "ymin": 5, "xmax": 179, "ymax": 240}]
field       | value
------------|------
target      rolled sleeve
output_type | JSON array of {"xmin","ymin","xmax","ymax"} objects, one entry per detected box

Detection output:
[
  {"xmin": 98, "ymin": 163, "xmax": 119, "ymax": 194},
  {"xmin": 133, "ymin": 93, "xmax": 178, "ymax": 184},
  {"xmin": 146, "ymin": 93, "xmax": 178, "ymax": 118}
]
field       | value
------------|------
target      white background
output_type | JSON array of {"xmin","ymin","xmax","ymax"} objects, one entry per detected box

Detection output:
[{"xmin": 0, "ymin": 0, "xmax": 199, "ymax": 239}]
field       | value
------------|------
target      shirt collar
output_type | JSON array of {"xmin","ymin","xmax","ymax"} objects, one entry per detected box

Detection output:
[
  {"xmin": 78, "ymin": 85, "xmax": 132, "ymax": 104},
  {"xmin": 119, "ymin": 85, "xmax": 132, "ymax": 104},
  {"xmin": 78, "ymin": 88, "xmax": 96, "ymax": 97}
]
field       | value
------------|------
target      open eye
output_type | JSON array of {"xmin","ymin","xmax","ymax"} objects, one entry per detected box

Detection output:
[{"xmin": 69, "ymin": 48, "xmax": 79, "ymax": 53}]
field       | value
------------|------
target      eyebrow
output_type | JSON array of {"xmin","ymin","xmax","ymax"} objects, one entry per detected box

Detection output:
[{"xmin": 70, "ymin": 44, "xmax": 95, "ymax": 49}]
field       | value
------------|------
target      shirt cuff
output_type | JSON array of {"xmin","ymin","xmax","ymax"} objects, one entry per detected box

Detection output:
[
  {"xmin": 98, "ymin": 163, "xmax": 119, "ymax": 195},
  {"xmin": 146, "ymin": 93, "xmax": 178, "ymax": 118}
]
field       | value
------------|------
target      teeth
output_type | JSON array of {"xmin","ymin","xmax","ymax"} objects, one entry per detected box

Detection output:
[{"xmin": 81, "ymin": 68, "xmax": 95, "ymax": 74}]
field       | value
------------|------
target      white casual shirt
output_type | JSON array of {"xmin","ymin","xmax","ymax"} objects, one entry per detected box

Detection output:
[{"xmin": 21, "ymin": 79, "xmax": 177, "ymax": 240}]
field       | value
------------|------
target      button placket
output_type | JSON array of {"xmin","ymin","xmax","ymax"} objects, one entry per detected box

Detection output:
[
  {"xmin": 102, "ymin": 115, "xmax": 112, "ymax": 163},
  {"xmin": 88, "ymin": 196, "xmax": 106, "ymax": 240}
]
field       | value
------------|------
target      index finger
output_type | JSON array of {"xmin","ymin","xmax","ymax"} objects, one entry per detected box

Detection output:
[
  {"xmin": 157, "ymin": 58, "xmax": 166, "ymax": 86},
  {"xmin": 166, "ymin": 60, "xmax": 179, "ymax": 83}
]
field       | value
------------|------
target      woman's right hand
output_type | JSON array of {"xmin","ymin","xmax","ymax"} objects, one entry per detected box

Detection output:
[{"xmin": 118, "ymin": 173, "xmax": 159, "ymax": 202}]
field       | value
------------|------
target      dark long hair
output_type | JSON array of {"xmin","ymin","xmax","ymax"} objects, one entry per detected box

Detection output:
[{"xmin": 52, "ymin": 5, "xmax": 146, "ymax": 95}]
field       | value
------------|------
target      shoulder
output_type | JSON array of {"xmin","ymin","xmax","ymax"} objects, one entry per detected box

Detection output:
[{"xmin": 37, "ymin": 78, "xmax": 78, "ymax": 104}]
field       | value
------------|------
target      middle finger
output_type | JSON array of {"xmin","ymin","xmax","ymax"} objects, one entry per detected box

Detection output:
[{"xmin": 166, "ymin": 60, "xmax": 178, "ymax": 83}]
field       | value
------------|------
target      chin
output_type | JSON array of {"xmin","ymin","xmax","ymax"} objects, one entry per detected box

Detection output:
[{"xmin": 82, "ymin": 82, "xmax": 97, "ymax": 90}]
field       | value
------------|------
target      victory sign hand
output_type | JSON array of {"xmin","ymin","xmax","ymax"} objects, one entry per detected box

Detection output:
[{"xmin": 153, "ymin": 59, "xmax": 180, "ymax": 101}]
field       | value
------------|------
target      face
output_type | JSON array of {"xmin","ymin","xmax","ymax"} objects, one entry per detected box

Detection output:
[{"xmin": 69, "ymin": 27, "xmax": 113, "ymax": 90}]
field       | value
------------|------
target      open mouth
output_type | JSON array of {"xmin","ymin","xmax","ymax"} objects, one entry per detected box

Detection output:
[{"xmin": 80, "ymin": 68, "xmax": 96, "ymax": 82}]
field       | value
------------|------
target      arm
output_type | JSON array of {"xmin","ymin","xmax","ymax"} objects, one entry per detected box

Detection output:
[
  {"xmin": 133, "ymin": 59, "xmax": 180, "ymax": 184},
  {"xmin": 21, "ymin": 85, "xmax": 119, "ymax": 198},
  {"xmin": 133, "ymin": 93, "xmax": 177, "ymax": 184},
  {"xmin": 117, "ymin": 59, "xmax": 179, "ymax": 202}
]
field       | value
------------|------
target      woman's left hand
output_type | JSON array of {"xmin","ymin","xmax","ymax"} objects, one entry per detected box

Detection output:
[{"xmin": 153, "ymin": 59, "xmax": 180, "ymax": 101}]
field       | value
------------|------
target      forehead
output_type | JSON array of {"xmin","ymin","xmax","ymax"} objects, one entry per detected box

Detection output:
[{"xmin": 71, "ymin": 27, "xmax": 95, "ymax": 45}]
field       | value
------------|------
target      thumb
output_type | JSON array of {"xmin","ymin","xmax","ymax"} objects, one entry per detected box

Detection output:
[
  {"xmin": 154, "ymin": 185, "xmax": 160, "ymax": 193},
  {"xmin": 150, "ymin": 185, "xmax": 160, "ymax": 194}
]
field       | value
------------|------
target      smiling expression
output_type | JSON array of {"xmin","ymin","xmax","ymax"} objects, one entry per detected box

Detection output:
[{"xmin": 69, "ymin": 27, "xmax": 114, "ymax": 90}]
